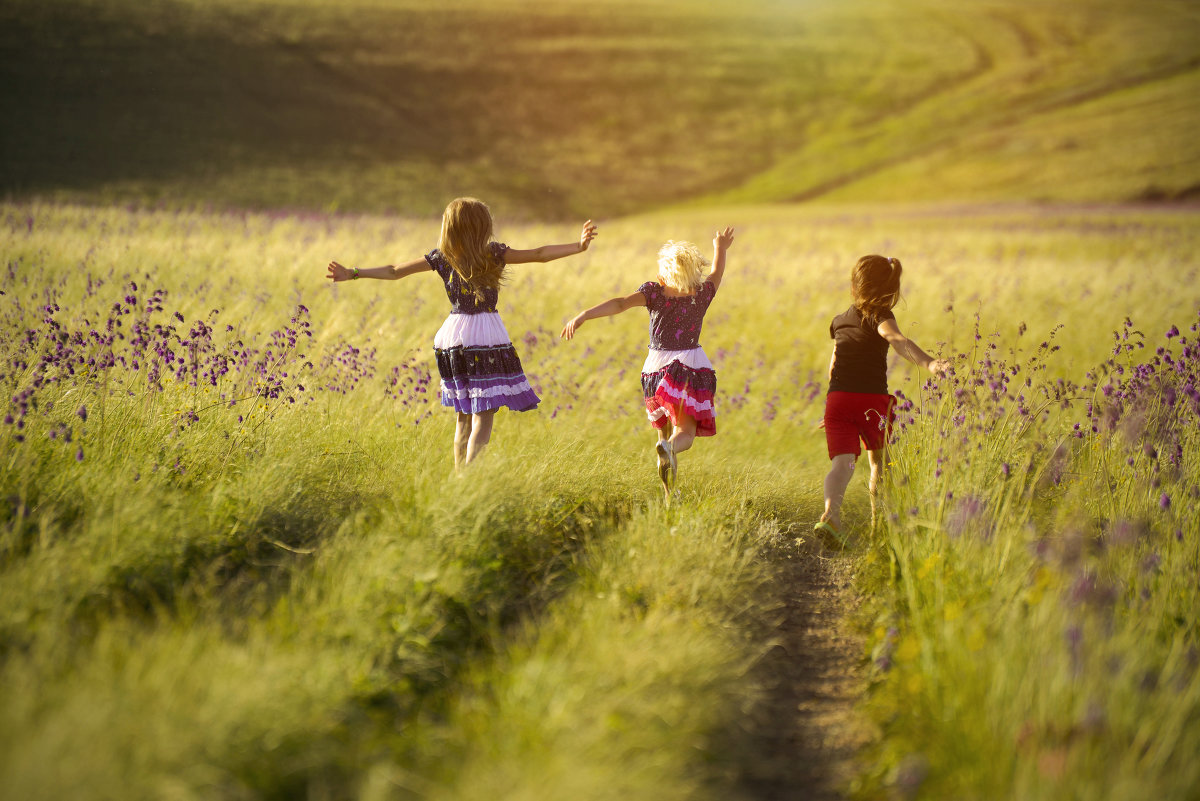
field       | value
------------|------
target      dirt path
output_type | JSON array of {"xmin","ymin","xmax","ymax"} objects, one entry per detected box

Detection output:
[{"xmin": 736, "ymin": 545, "xmax": 874, "ymax": 800}]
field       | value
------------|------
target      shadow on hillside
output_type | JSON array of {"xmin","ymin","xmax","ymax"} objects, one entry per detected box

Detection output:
[
  {"xmin": 1, "ymin": 0, "xmax": 837, "ymax": 219},
  {"xmin": 0, "ymin": 0, "xmax": 468, "ymax": 206}
]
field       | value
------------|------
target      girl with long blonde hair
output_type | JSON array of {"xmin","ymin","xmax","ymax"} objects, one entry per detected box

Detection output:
[
  {"xmin": 328, "ymin": 197, "xmax": 597, "ymax": 469},
  {"xmin": 560, "ymin": 227, "xmax": 734, "ymax": 500}
]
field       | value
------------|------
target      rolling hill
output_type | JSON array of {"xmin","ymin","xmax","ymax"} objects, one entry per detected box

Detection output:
[{"xmin": 1, "ymin": 0, "xmax": 1197, "ymax": 218}]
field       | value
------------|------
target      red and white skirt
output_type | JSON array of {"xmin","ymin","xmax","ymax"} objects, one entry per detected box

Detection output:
[{"xmin": 640, "ymin": 347, "xmax": 716, "ymax": 437}]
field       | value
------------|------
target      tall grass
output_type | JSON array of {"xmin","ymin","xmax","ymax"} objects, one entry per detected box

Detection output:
[
  {"xmin": 1, "ymin": 200, "xmax": 1197, "ymax": 798},
  {"xmin": 392, "ymin": 499, "xmax": 797, "ymax": 801},
  {"xmin": 856, "ymin": 313, "xmax": 1200, "ymax": 800}
]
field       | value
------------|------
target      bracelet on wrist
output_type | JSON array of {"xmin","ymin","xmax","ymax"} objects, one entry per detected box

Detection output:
[{"xmin": 351, "ymin": 267, "xmax": 360, "ymax": 280}]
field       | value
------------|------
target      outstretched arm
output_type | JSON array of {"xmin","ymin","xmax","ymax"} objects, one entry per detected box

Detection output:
[
  {"xmin": 708, "ymin": 226, "xmax": 735, "ymax": 291},
  {"xmin": 878, "ymin": 318, "xmax": 950, "ymax": 375},
  {"xmin": 505, "ymin": 220, "xmax": 598, "ymax": 264},
  {"xmin": 327, "ymin": 257, "xmax": 428, "ymax": 282},
  {"xmin": 560, "ymin": 291, "xmax": 647, "ymax": 340}
]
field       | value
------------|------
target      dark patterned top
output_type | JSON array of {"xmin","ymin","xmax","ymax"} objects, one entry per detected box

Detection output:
[
  {"xmin": 425, "ymin": 242, "xmax": 509, "ymax": 314},
  {"xmin": 828, "ymin": 305, "xmax": 896, "ymax": 394},
  {"xmin": 637, "ymin": 280, "xmax": 717, "ymax": 351}
]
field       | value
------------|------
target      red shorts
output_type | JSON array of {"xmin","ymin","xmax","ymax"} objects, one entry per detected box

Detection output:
[{"xmin": 823, "ymin": 391, "xmax": 895, "ymax": 459}]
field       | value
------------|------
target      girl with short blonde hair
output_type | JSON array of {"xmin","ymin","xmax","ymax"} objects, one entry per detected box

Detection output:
[{"xmin": 560, "ymin": 227, "xmax": 735, "ymax": 501}]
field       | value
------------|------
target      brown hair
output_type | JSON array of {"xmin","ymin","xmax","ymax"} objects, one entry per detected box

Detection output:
[
  {"xmin": 438, "ymin": 197, "xmax": 504, "ymax": 298},
  {"xmin": 851, "ymin": 254, "xmax": 902, "ymax": 318}
]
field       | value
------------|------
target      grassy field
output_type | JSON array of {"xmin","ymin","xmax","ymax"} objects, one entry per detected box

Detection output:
[
  {"xmin": 2, "ymin": 0, "xmax": 1199, "ymax": 218},
  {"xmin": 1, "ymin": 200, "xmax": 1198, "ymax": 799},
  {"xmin": 2, "ymin": 0, "xmax": 1199, "ymax": 798}
]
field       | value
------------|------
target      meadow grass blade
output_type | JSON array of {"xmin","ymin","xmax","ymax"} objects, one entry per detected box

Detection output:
[{"xmin": 1, "ymin": 200, "xmax": 1198, "ymax": 799}]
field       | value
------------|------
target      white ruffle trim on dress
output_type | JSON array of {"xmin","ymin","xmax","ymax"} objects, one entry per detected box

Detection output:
[
  {"xmin": 651, "ymin": 380, "xmax": 716, "ymax": 415},
  {"xmin": 434, "ymin": 312, "xmax": 514, "ymax": 349},
  {"xmin": 440, "ymin": 376, "xmax": 539, "ymax": 402},
  {"xmin": 641, "ymin": 346, "xmax": 714, "ymax": 374}
]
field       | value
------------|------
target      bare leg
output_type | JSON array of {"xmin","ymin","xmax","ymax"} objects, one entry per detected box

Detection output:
[
  {"xmin": 465, "ymin": 409, "xmax": 496, "ymax": 465},
  {"xmin": 453, "ymin": 412, "xmax": 472, "ymax": 471},
  {"xmin": 867, "ymin": 447, "xmax": 886, "ymax": 530},
  {"xmin": 820, "ymin": 453, "xmax": 856, "ymax": 530},
  {"xmin": 669, "ymin": 410, "xmax": 697, "ymax": 455},
  {"xmin": 651, "ymin": 410, "xmax": 694, "ymax": 501},
  {"xmin": 655, "ymin": 427, "xmax": 672, "ymax": 498}
]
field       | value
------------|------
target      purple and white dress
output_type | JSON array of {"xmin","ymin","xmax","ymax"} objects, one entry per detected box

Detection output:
[{"xmin": 426, "ymin": 243, "xmax": 540, "ymax": 414}]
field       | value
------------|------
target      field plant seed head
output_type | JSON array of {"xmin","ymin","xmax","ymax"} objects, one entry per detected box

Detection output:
[
  {"xmin": 851, "ymin": 254, "xmax": 902, "ymax": 317},
  {"xmin": 0, "ymin": 261, "xmax": 438, "ymax": 478},
  {"xmin": 883, "ymin": 307, "xmax": 1200, "ymax": 543},
  {"xmin": 862, "ymin": 306, "xmax": 1200, "ymax": 800},
  {"xmin": 656, "ymin": 240, "xmax": 709, "ymax": 292},
  {"xmin": 438, "ymin": 197, "xmax": 502, "ymax": 298}
]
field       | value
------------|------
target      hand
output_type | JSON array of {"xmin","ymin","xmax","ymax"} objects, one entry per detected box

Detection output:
[
  {"xmin": 327, "ymin": 261, "xmax": 353, "ymax": 282},
  {"xmin": 579, "ymin": 220, "xmax": 598, "ymax": 252},
  {"xmin": 560, "ymin": 314, "xmax": 586, "ymax": 340},
  {"xmin": 928, "ymin": 358, "xmax": 951, "ymax": 376},
  {"xmin": 714, "ymin": 226, "xmax": 735, "ymax": 252}
]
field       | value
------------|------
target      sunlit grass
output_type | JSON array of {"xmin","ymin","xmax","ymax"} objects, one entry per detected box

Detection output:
[
  {"xmin": 854, "ymin": 313, "xmax": 1200, "ymax": 800},
  {"xmin": 0, "ymin": 200, "xmax": 1197, "ymax": 799}
]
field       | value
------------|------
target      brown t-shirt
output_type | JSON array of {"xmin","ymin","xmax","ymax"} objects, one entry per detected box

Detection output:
[{"xmin": 828, "ymin": 305, "xmax": 895, "ymax": 394}]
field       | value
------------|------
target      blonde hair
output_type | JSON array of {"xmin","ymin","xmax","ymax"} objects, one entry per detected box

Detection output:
[
  {"xmin": 851, "ymin": 254, "xmax": 902, "ymax": 318},
  {"xmin": 656, "ymin": 240, "xmax": 709, "ymax": 292},
  {"xmin": 438, "ymin": 197, "xmax": 504, "ymax": 297}
]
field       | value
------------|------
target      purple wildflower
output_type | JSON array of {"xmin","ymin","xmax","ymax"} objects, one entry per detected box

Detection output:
[
  {"xmin": 895, "ymin": 755, "xmax": 929, "ymax": 798},
  {"xmin": 77, "ymin": 405, "xmax": 87, "ymax": 422},
  {"xmin": 1106, "ymin": 519, "xmax": 1146, "ymax": 547},
  {"xmin": 1065, "ymin": 624, "xmax": 1083, "ymax": 672},
  {"xmin": 1070, "ymin": 574, "xmax": 1116, "ymax": 610},
  {"xmin": 1078, "ymin": 702, "xmax": 1106, "ymax": 735},
  {"xmin": 1159, "ymin": 493, "xmax": 1170, "ymax": 510}
]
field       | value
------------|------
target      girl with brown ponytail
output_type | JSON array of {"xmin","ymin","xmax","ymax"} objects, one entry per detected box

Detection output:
[{"xmin": 815, "ymin": 254, "xmax": 949, "ymax": 545}]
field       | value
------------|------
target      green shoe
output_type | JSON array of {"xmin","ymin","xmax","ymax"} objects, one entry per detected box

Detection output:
[
  {"xmin": 655, "ymin": 440, "xmax": 674, "ymax": 501},
  {"xmin": 814, "ymin": 520, "xmax": 848, "ymax": 549}
]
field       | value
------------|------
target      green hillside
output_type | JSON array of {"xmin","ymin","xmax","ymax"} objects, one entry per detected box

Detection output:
[{"xmin": 2, "ymin": 0, "xmax": 1198, "ymax": 218}]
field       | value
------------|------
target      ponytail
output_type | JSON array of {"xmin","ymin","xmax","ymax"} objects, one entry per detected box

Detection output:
[{"xmin": 851, "ymin": 254, "xmax": 902, "ymax": 319}]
